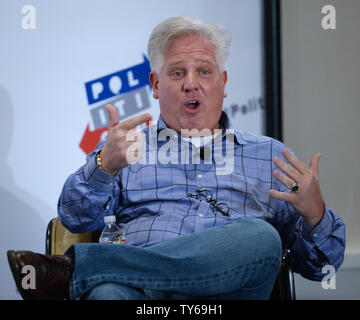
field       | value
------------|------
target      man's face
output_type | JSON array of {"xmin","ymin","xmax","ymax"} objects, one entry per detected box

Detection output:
[{"xmin": 150, "ymin": 34, "xmax": 228, "ymax": 134}]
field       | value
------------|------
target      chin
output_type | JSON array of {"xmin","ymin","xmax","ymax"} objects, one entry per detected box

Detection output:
[{"xmin": 180, "ymin": 121, "xmax": 205, "ymax": 131}]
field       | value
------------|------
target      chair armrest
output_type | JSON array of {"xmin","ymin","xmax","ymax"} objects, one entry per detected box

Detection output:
[{"xmin": 46, "ymin": 218, "xmax": 100, "ymax": 255}]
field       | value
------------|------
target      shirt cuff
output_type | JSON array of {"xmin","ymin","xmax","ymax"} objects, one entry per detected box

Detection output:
[
  {"xmin": 302, "ymin": 205, "xmax": 332, "ymax": 244},
  {"xmin": 83, "ymin": 154, "xmax": 116, "ymax": 192}
]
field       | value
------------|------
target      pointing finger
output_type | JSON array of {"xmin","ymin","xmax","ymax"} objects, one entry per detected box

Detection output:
[
  {"xmin": 106, "ymin": 104, "xmax": 119, "ymax": 128},
  {"xmin": 120, "ymin": 113, "xmax": 152, "ymax": 130}
]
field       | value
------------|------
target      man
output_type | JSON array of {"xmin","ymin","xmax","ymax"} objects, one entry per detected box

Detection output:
[{"xmin": 8, "ymin": 17, "xmax": 345, "ymax": 300}]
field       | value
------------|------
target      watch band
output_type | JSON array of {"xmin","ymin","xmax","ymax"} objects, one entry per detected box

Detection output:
[{"xmin": 95, "ymin": 151, "xmax": 117, "ymax": 176}]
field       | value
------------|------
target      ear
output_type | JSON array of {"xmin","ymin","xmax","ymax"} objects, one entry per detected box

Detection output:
[
  {"xmin": 149, "ymin": 71, "xmax": 159, "ymax": 99},
  {"xmin": 222, "ymin": 70, "xmax": 228, "ymax": 97},
  {"xmin": 222, "ymin": 70, "xmax": 228, "ymax": 86}
]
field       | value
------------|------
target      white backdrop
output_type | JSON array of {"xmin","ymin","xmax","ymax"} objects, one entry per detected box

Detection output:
[{"xmin": 0, "ymin": 0, "xmax": 264, "ymax": 299}]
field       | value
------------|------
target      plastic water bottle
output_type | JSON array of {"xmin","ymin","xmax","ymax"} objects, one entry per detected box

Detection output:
[{"xmin": 99, "ymin": 215, "xmax": 126, "ymax": 244}]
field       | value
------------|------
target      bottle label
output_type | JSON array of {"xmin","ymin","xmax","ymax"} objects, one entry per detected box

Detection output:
[
  {"xmin": 113, "ymin": 233, "xmax": 126, "ymax": 244},
  {"xmin": 100, "ymin": 232, "xmax": 126, "ymax": 244}
]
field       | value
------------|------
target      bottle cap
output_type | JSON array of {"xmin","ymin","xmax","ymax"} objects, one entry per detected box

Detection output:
[{"xmin": 104, "ymin": 215, "xmax": 116, "ymax": 223}]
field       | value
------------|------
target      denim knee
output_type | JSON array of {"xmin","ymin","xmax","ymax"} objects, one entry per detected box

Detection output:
[
  {"xmin": 83, "ymin": 282, "xmax": 146, "ymax": 300},
  {"xmin": 230, "ymin": 218, "xmax": 282, "ymax": 265},
  {"xmin": 231, "ymin": 218, "xmax": 282, "ymax": 290},
  {"xmin": 253, "ymin": 219, "xmax": 282, "ymax": 260}
]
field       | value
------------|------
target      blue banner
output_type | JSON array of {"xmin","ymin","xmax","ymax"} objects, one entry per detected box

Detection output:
[{"xmin": 85, "ymin": 55, "xmax": 151, "ymax": 105}]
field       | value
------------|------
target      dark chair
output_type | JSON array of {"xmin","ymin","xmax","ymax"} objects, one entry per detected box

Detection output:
[
  {"xmin": 46, "ymin": 217, "xmax": 296, "ymax": 300},
  {"xmin": 269, "ymin": 249, "xmax": 296, "ymax": 300}
]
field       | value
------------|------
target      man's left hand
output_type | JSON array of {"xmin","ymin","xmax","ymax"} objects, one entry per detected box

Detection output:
[{"xmin": 269, "ymin": 149, "xmax": 325, "ymax": 227}]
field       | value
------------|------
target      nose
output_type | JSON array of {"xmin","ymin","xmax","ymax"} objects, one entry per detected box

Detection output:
[{"xmin": 182, "ymin": 72, "xmax": 199, "ymax": 92}]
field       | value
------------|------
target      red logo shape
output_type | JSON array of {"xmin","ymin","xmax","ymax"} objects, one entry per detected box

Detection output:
[
  {"xmin": 79, "ymin": 124, "xmax": 108, "ymax": 155},
  {"xmin": 79, "ymin": 119, "xmax": 152, "ymax": 155}
]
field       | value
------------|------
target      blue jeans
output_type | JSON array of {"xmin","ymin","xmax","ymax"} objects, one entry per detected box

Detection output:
[{"xmin": 66, "ymin": 218, "xmax": 282, "ymax": 300}]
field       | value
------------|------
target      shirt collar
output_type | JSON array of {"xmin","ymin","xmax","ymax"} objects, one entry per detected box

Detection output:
[{"xmin": 155, "ymin": 111, "xmax": 247, "ymax": 145}]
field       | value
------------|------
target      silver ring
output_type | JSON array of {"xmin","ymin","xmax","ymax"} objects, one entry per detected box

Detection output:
[{"xmin": 291, "ymin": 182, "xmax": 299, "ymax": 192}]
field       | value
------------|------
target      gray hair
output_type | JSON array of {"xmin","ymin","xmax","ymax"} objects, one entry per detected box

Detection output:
[{"xmin": 147, "ymin": 16, "xmax": 232, "ymax": 73}]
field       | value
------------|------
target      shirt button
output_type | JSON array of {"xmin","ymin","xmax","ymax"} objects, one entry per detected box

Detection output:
[
  {"xmin": 313, "ymin": 233, "xmax": 318, "ymax": 238},
  {"xmin": 109, "ymin": 182, "xmax": 113, "ymax": 186},
  {"xmin": 197, "ymin": 174, "xmax": 203, "ymax": 179},
  {"xmin": 198, "ymin": 213, "xmax": 203, "ymax": 217}
]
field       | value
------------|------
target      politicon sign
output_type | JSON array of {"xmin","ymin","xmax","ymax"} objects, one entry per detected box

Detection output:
[{"xmin": 80, "ymin": 56, "xmax": 152, "ymax": 154}]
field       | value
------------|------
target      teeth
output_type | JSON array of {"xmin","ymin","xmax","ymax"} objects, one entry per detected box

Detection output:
[{"xmin": 187, "ymin": 101, "xmax": 199, "ymax": 108}]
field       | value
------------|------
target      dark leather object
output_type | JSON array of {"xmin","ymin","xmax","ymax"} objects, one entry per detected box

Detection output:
[{"xmin": 7, "ymin": 250, "xmax": 74, "ymax": 300}]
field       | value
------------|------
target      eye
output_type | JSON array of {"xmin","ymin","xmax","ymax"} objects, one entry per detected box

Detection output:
[
  {"xmin": 200, "ymin": 69, "xmax": 210, "ymax": 76},
  {"xmin": 171, "ymin": 71, "xmax": 184, "ymax": 78}
]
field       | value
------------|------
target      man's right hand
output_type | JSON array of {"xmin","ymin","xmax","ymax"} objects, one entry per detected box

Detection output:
[{"xmin": 99, "ymin": 104, "xmax": 152, "ymax": 174}]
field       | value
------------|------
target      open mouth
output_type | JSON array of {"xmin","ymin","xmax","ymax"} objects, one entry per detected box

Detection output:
[{"xmin": 185, "ymin": 100, "xmax": 200, "ymax": 112}]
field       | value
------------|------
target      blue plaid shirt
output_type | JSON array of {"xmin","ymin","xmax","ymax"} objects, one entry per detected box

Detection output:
[{"xmin": 58, "ymin": 112, "xmax": 345, "ymax": 280}]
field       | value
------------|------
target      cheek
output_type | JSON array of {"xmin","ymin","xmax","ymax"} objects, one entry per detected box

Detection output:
[
  {"xmin": 158, "ymin": 94, "xmax": 177, "ymax": 121},
  {"xmin": 159, "ymin": 85, "xmax": 179, "ymax": 108},
  {"xmin": 207, "ymin": 83, "xmax": 225, "ymax": 105}
]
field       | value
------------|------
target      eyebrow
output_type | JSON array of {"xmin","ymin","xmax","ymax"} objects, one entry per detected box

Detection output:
[{"xmin": 167, "ymin": 59, "xmax": 216, "ymax": 69}]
